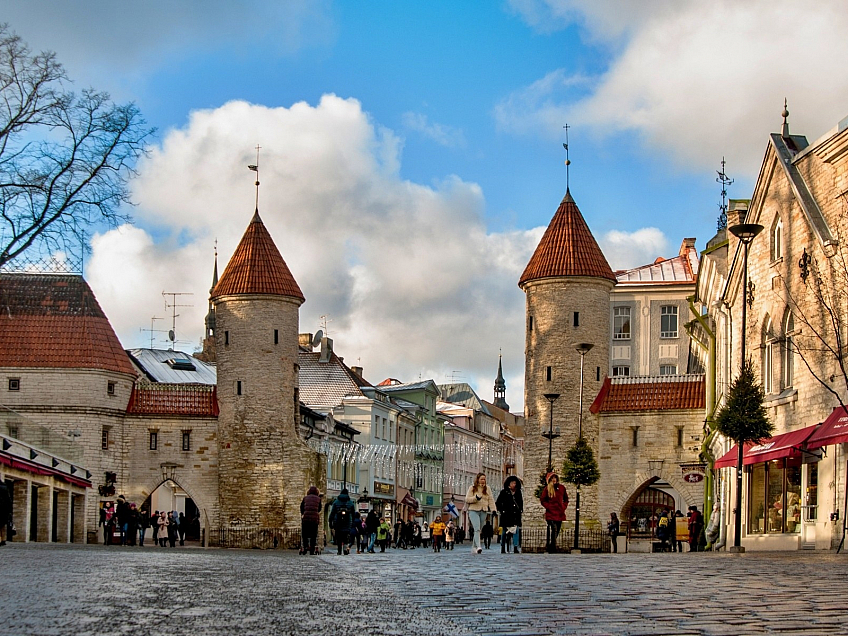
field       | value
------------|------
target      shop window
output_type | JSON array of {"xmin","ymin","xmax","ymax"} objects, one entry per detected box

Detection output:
[
  {"xmin": 613, "ymin": 307, "xmax": 631, "ymax": 340},
  {"xmin": 660, "ymin": 306, "xmax": 678, "ymax": 338},
  {"xmin": 8, "ymin": 378, "xmax": 20, "ymax": 391},
  {"xmin": 748, "ymin": 457, "xmax": 802, "ymax": 534}
]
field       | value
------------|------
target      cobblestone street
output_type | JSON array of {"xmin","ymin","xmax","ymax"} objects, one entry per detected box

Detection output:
[{"xmin": 2, "ymin": 543, "xmax": 847, "ymax": 636}]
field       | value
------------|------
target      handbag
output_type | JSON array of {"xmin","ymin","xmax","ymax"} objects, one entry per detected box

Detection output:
[{"xmin": 506, "ymin": 525, "xmax": 518, "ymax": 534}]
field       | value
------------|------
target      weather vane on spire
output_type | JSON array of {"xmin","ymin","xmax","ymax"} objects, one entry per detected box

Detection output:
[
  {"xmin": 248, "ymin": 144, "xmax": 261, "ymax": 211},
  {"xmin": 781, "ymin": 98, "xmax": 790, "ymax": 137},
  {"xmin": 562, "ymin": 123, "xmax": 571, "ymax": 191},
  {"xmin": 716, "ymin": 157, "xmax": 733, "ymax": 231}
]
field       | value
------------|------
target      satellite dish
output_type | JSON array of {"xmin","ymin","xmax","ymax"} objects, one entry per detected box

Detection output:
[
  {"xmin": 312, "ymin": 330, "xmax": 323, "ymax": 347},
  {"xmin": 169, "ymin": 330, "xmax": 175, "ymax": 342}
]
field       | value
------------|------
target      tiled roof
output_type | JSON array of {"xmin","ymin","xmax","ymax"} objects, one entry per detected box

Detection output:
[
  {"xmin": 127, "ymin": 384, "xmax": 219, "ymax": 416},
  {"xmin": 0, "ymin": 274, "xmax": 135, "ymax": 375},
  {"xmin": 298, "ymin": 351, "xmax": 368, "ymax": 408},
  {"xmin": 519, "ymin": 190, "xmax": 616, "ymax": 286},
  {"xmin": 590, "ymin": 374, "xmax": 705, "ymax": 413},
  {"xmin": 212, "ymin": 211, "xmax": 304, "ymax": 301}
]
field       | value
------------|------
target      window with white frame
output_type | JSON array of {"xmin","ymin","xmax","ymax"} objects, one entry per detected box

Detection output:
[
  {"xmin": 613, "ymin": 307, "xmax": 631, "ymax": 340},
  {"xmin": 763, "ymin": 317, "xmax": 774, "ymax": 394},
  {"xmin": 783, "ymin": 312, "xmax": 794, "ymax": 389},
  {"xmin": 612, "ymin": 365, "xmax": 630, "ymax": 377},
  {"xmin": 771, "ymin": 215, "xmax": 783, "ymax": 261},
  {"xmin": 659, "ymin": 365, "xmax": 677, "ymax": 376},
  {"xmin": 660, "ymin": 306, "xmax": 678, "ymax": 338}
]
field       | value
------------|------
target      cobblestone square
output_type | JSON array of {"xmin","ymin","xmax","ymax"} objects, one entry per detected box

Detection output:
[{"xmin": 2, "ymin": 543, "xmax": 847, "ymax": 635}]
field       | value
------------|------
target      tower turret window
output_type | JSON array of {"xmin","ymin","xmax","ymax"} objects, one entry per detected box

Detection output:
[
  {"xmin": 546, "ymin": 366, "xmax": 552, "ymax": 381},
  {"xmin": 274, "ymin": 329, "xmax": 279, "ymax": 345},
  {"xmin": 529, "ymin": 316, "xmax": 534, "ymax": 332},
  {"xmin": 573, "ymin": 312, "xmax": 579, "ymax": 327},
  {"xmin": 225, "ymin": 331, "xmax": 230, "ymax": 346},
  {"xmin": 237, "ymin": 380, "xmax": 243, "ymax": 396}
]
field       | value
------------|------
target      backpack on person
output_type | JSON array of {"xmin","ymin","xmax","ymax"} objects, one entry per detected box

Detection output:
[{"xmin": 334, "ymin": 508, "xmax": 349, "ymax": 529}]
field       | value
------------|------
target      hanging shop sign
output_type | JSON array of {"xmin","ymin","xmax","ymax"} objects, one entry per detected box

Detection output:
[
  {"xmin": 373, "ymin": 481, "xmax": 394, "ymax": 496},
  {"xmin": 680, "ymin": 463, "xmax": 706, "ymax": 483}
]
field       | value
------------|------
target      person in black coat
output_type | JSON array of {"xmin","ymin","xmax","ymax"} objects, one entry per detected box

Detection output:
[
  {"xmin": 365, "ymin": 509, "xmax": 380, "ymax": 553},
  {"xmin": 496, "ymin": 475, "xmax": 524, "ymax": 553},
  {"xmin": 329, "ymin": 489, "xmax": 355, "ymax": 555},
  {"xmin": 300, "ymin": 486, "xmax": 322, "ymax": 555}
]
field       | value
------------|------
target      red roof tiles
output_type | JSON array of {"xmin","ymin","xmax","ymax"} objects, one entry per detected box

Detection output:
[
  {"xmin": 212, "ymin": 211, "xmax": 304, "ymax": 301},
  {"xmin": 590, "ymin": 375, "xmax": 705, "ymax": 413},
  {"xmin": 519, "ymin": 190, "xmax": 616, "ymax": 287},
  {"xmin": 0, "ymin": 274, "xmax": 136, "ymax": 375},
  {"xmin": 127, "ymin": 384, "xmax": 219, "ymax": 416}
]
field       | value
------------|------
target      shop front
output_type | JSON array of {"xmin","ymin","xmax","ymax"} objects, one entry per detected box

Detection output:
[{"xmin": 715, "ymin": 424, "xmax": 820, "ymax": 549}]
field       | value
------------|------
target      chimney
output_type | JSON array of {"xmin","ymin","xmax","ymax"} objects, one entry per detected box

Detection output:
[
  {"xmin": 319, "ymin": 336, "xmax": 334, "ymax": 363},
  {"xmin": 679, "ymin": 238, "xmax": 696, "ymax": 256},
  {"xmin": 351, "ymin": 366, "xmax": 364, "ymax": 378},
  {"xmin": 728, "ymin": 200, "xmax": 749, "ymax": 228},
  {"xmin": 299, "ymin": 333, "xmax": 314, "ymax": 351}
]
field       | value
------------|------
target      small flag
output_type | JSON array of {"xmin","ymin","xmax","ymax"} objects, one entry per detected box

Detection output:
[{"xmin": 248, "ymin": 164, "xmax": 258, "ymax": 171}]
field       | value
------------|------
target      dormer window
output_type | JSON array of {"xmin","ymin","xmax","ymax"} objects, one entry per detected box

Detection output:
[{"xmin": 167, "ymin": 357, "xmax": 196, "ymax": 371}]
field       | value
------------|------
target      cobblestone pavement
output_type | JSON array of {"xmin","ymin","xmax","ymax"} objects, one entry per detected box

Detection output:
[{"xmin": 2, "ymin": 542, "xmax": 847, "ymax": 636}]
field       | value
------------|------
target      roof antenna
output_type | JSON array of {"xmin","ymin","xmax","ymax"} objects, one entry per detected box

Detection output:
[
  {"xmin": 781, "ymin": 99, "xmax": 790, "ymax": 137},
  {"xmin": 562, "ymin": 123, "xmax": 571, "ymax": 193},
  {"xmin": 716, "ymin": 157, "xmax": 733, "ymax": 231},
  {"xmin": 248, "ymin": 144, "xmax": 261, "ymax": 211}
]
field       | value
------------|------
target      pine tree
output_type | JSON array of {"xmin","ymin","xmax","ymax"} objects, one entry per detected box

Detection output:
[
  {"xmin": 561, "ymin": 437, "xmax": 600, "ymax": 487},
  {"xmin": 715, "ymin": 360, "xmax": 773, "ymax": 444}
]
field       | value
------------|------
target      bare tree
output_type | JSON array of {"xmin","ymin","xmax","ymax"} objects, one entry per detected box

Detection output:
[{"xmin": 0, "ymin": 24, "xmax": 153, "ymax": 268}]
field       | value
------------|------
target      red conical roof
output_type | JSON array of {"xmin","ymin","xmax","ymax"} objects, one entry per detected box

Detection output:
[
  {"xmin": 519, "ymin": 190, "xmax": 615, "ymax": 287},
  {"xmin": 212, "ymin": 211, "xmax": 305, "ymax": 302}
]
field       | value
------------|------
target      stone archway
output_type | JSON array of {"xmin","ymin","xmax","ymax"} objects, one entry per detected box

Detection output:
[{"xmin": 138, "ymin": 474, "xmax": 214, "ymax": 546}]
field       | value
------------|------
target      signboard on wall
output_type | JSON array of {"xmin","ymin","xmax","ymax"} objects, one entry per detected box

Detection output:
[{"xmin": 680, "ymin": 463, "xmax": 706, "ymax": 483}]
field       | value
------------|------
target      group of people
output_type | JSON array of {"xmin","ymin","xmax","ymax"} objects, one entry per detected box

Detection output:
[{"xmin": 99, "ymin": 495, "xmax": 190, "ymax": 547}]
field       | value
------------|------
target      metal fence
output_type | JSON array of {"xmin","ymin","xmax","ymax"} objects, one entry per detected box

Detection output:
[
  {"xmin": 209, "ymin": 526, "xmax": 302, "ymax": 550},
  {"xmin": 515, "ymin": 526, "xmax": 611, "ymax": 553}
]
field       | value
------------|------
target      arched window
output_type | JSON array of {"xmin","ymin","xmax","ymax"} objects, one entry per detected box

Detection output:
[
  {"xmin": 763, "ymin": 316, "xmax": 774, "ymax": 394},
  {"xmin": 783, "ymin": 312, "xmax": 794, "ymax": 389},
  {"xmin": 771, "ymin": 215, "xmax": 783, "ymax": 261}
]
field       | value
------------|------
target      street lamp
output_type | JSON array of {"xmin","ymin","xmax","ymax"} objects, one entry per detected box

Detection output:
[
  {"xmin": 728, "ymin": 222, "xmax": 763, "ymax": 554},
  {"xmin": 573, "ymin": 342, "xmax": 593, "ymax": 552},
  {"xmin": 542, "ymin": 393, "xmax": 561, "ymax": 472}
]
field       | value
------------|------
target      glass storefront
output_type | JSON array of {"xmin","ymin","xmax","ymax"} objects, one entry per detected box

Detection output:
[{"xmin": 747, "ymin": 457, "xmax": 802, "ymax": 534}]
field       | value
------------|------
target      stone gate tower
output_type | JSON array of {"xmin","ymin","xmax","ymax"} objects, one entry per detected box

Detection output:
[
  {"xmin": 213, "ymin": 210, "xmax": 323, "ymax": 528},
  {"xmin": 519, "ymin": 189, "xmax": 616, "ymax": 526}
]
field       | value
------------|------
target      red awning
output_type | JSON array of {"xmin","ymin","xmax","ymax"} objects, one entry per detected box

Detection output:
[
  {"xmin": 714, "ymin": 424, "xmax": 819, "ymax": 469},
  {"xmin": 807, "ymin": 407, "xmax": 848, "ymax": 450}
]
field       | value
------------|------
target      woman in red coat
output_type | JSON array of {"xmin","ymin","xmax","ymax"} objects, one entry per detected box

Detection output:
[{"xmin": 540, "ymin": 472, "xmax": 568, "ymax": 553}]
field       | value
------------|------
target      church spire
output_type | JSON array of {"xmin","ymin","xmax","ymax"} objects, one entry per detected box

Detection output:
[{"xmin": 494, "ymin": 352, "xmax": 509, "ymax": 411}]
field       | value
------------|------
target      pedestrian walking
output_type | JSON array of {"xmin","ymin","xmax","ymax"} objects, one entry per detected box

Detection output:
[
  {"xmin": 178, "ymin": 512, "xmax": 186, "ymax": 546},
  {"xmin": 656, "ymin": 510, "xmax": 671, "ymax": 551},
  {"xmin": 430, "ymin": 515, "xmax": 446, "ymax": 552},
  {"xmin": 115, "ymin": 495, "xmax": 129, "ymax": 545},
  {"xmin": 496, "ymin": 475, "xmax": 523, "ymax": 554},
  {"xmin": 138, "ymin": 507, "xmax": 149, "ymax": 547},
  {"xmin": 672, "ymin": 510, "xmax": 684, "ymax": 552},
  {"xmin": 444, "ymin": 520, "xmax": 455, "ymax": 550},
  {"xmin": 0, "ymin": 481, "xmax": 11, "ymax": 546},
  {"xmin": 157, "ymin": 511, "xmax": 168, "ymax": 547},
  {"xmin": 150, "ymin": 510, "xmax": 159, "ymax": 546},
  {"xmin": 607, "ymin": 512, "xmax": 620, "ymax": 553},
  {"xmin": 420, "ymin": 521, "xmax": 430, "ymax": 548},
  {"xmin": 365, "ymin": 508, "xmax": 379, "ymax": 553},
  {"xmin": 167, "ymin": 511, "xmax": 178, "ymax": 547},
  {"xmin": 349, "ymin": 511, "xmax": 361, "ymax": 552},
  {"xmin": 539, "ymin": 472, "xmax": 568, "ymax": 553},
  {"xmin": 329, "ymin": 488, "xmax": 355, "ymax": 555},
  {"xmin": 688, "ymin": 505, "xmax": 704, "ymax": 552},
  {"xmin": 465, "ymin": 473, "xmax": 496, "ymax": 554},
  {"xmin": 377, "ymin": 517, "xmax": 391, "ymax": 552},
  {"xmin": 300, "ymin": 485, "xmax": 322, "ymax": 555},
  {"xmin": 357, "ymin": 516, "xmax": 369, "ymax": 553},
  {"xmin": 126, "ymin": 503, "xmax": 138, "ymax": 546}
]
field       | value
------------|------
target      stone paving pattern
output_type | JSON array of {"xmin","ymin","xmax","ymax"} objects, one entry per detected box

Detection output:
[{"xmin": 2, "ymin": 543, "xmax": 847, "ymax": 635}]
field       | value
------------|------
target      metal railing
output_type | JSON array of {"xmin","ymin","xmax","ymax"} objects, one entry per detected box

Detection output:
[
  {"xmin": 512, "ymin": 526, "xmax": 611, "ymax": 553},
  {"xmin": 209, "ymin": 526, "xmax": 302, "ymax": 550}
]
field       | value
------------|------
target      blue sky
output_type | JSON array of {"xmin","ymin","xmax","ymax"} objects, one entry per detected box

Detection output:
[{"xmin": 6, "ymin": 1, "xmax": 848, "ymax": 408}]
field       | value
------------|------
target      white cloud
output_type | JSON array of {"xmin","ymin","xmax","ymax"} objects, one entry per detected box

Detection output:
[
  {"xmin": 401, "ymin": 112, "xmax": 467, "ymax": 148},
  {"xmin": 499, "ymin": 0, "xmax": 848, "ymax": 175},
  {"xmin": 599, "ymin": 227, "xmax": 669, "ymax": 271},
  {"xmin": 87, "ymin": 96, "xmax": 533, "ymax": 407}
]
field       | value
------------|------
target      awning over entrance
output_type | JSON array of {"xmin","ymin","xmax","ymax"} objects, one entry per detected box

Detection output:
[
  {"xmin": 714, "ymin": 424, "xmax": 819, "ymax": 468},
  {"xmin": 396, "ymin": 487, "xmax": 419, "ymax": 510},
  {"xmin": 807, "ymin": 407, "xmax": 848, "ymax": 450}
]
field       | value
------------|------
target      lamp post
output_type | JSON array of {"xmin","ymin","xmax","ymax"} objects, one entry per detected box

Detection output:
[
  {"xmin": 728, "ymin": 223, "xmax": 763, "ymax": 554},
  {"xmin": 542, "ymin": 393, "xmax": 561, "ymax": 472},
  {"xmin": 573, "ymin": 343, "xmax": 593, "ymax": 552}
]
